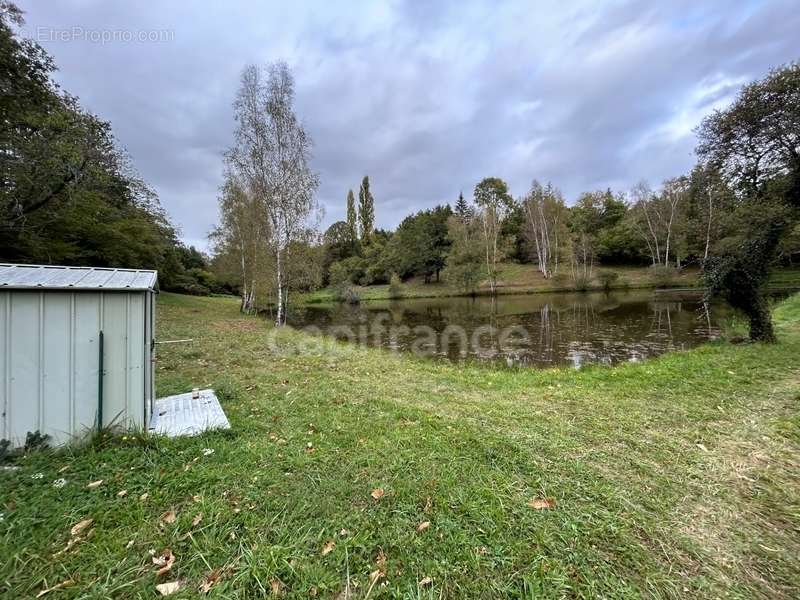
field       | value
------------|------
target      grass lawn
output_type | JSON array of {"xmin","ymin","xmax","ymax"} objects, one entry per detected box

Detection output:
[{"xmin": 2, "ymin": 292, "xmax": 800, "ymax": 598}]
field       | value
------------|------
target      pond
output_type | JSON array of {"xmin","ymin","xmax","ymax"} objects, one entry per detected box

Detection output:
[{"xmin": 286, "ymin": 290, "xmax": 733, "ymax": 368}]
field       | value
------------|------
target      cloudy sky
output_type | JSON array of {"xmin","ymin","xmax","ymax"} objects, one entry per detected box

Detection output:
[{"xmin": 16, "ymin": 0, "xmax": 800, "ymax": 250}]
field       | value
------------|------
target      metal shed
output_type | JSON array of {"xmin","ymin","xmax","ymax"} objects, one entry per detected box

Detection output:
[{"xmin": 0, "ymin": 264, "xmax": 157, "ymax": 447}]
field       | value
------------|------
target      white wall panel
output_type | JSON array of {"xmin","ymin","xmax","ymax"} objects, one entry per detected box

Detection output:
[
  {"xmin": 42, "ymin": 293, "xmax": 71, "ymax": 441},
  {"xmin": 9, "ymin": 292, "xmax": 41, "ymax": 445},
  {"xmin": 1, "ymin": 293, "xmax": 9, "ymax": 440},
  {"xmin": 101, "ymin": 293, "xmax": 128, "ymax": 427},
  {"xmin": 127, "ymin": 293, "xmax": 145, "ymax": 425},
  {"xmin": 73, "ymin": 292, "xmax": 100, "ymax": 437}
]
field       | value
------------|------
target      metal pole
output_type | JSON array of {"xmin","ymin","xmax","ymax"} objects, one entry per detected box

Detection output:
[{"xmin": 97, "ymin": 330, "xmax": 104, "ymax": 431}]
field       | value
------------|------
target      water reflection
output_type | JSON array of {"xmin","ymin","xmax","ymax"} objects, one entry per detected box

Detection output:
[{"xmin": 286, "ymin": 290, "xmax": 731, "ymax": 368}]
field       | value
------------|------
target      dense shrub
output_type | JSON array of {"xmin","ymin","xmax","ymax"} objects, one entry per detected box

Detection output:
[
  {"xmin": 596, "ymin": 270, "xmax": 620, "ymax": 291},
  {"xmin": 388, "ymin": 273, "xmax": 404, "ymax": 299},
  {"xmin": 572, "ymin": 273, "xmax": 592, "ymax": 292},
  {"xmin": 650, "ymin": 265, "xmax": 678, "ymax": 288},
  {"xmin": 335, "ymin": 284, "xmax": 361, "ymax": 304},
  {"xmin": 329, "ymin": 256, "xmax": 367, "ymax": 287}
]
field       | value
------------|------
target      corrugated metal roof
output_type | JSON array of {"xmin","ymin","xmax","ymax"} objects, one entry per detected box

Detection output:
[{"xmin": 0, "ymin": 264, "xmax": 158, "ymax": 291}]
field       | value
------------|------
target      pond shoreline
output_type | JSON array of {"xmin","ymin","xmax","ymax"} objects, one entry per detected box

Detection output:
[{"xmin": 291, "ymin": 266, "xmax": 800, "ymax": 306}]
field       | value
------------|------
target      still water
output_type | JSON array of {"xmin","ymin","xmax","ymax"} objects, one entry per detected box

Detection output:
[{"xmin": 287, "ymin": 290, "xmax": 732, "ymax": 368}]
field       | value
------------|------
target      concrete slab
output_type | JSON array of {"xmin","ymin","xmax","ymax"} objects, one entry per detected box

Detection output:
[{"xmin": 149, "ymin": 389, "xmax": 230, "ymax": 438}]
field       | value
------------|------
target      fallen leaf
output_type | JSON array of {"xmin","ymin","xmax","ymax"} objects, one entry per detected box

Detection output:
[
  {"xmin": 697, "ymin": 443, "xmax": 709, "ymax": 452},
  {"xmin": 117, "ymin": 489, "xmax": 128, "ymax": 498},
  {"xmin": 192, "ymin": 513, "xmax": 203, "ymax": 527},
  {"xmin": 53, "ymin": 536, "xmax": 82, "ymax": 557},
  {"xmin": 374, "ymin": 549, "xmax": 388, "ymax": 581},
  {"xmin": 416, "ymin": 521, "xmax": 431, "ymax": 533},
  {"xmin": 199, "ymin": 568, "xmax": 221, "ymax": 593},
  {"xmin": 87, "ymin": 480, "xmax": 103, "ymax": 489},
  {"xmin": 321, "ymin": 539, "xmax": 336, "ymax": 556},
  {"xmin": 139, "ymin": 492, "xmax": 149, "ymax": 501},
  {"xmin": 155, "ymin": 581, "xmax": 181, "ymax": 596},
  {"xmin": 528, "ymin": 497, "xmax": 556, "ymax": 510},
  {"xmin": 153, "ymin": 548, "xmax": 176, "ymax": 577},
  {"xmin": 160, "ymin": 510, "xmax": 177, "ymax": 524},
  {"xmin": 370, "ymin": 488, "xmax": 385, "ymax": 500},
  {"xmin": 36, "ymin": 579, "xmax": 74, "ymax": 597},
  {"xmin": 339, "ymin": 528, "xmax": 349, "ymax": 537},
  {"xmin": 192, "ymin": 495, "xmax": 202, "ymax": 502},
  {"xmin": 70, "ymin": 518, "xmax": 93, "ymax": 537},
  {"xmin": 419, "ymin": 576, "xmax": 432, "ymax": 586},
  {"xmin": 270, "ymin": 578, "xmax": 282, "ymax": 596},
  {"xmin": 125, "ymin": 539, "xmax": 134, "ymax": 549}
]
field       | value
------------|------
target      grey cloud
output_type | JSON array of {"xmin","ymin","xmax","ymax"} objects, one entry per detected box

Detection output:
[{"xmin": 16, "ymin": 0, "xmax": 799, "ymax": 250}]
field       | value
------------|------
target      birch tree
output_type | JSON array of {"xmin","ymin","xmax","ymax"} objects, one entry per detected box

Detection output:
[
  {"xmin": 225, "ymin": 62, "xmax": 319, "ymax": 325},
  {"xmin": 630, "ymin": 181, "xmax": 662, "ymax": 266},
  {"xmin": 474, "ymin": 177, "xmax": 513, "ymax": 295},
  {"xmin": 522, "ymin": 180, "xmax": 567, "ymax": 278},
  {"xmin": 210, "ymin": 173, "xmax": 271, "ymax": 313},
  {"xmin": 661, "ymin": 177, "xmax": 688, "ymax": 268}
]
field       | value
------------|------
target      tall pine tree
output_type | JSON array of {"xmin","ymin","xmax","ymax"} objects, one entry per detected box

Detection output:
[
  {"xmin": 346, "ymin": 189, "xmax": 358, "ymax": 242},
  {"xmin": 454, "ymin": 191, "xmax": 472, "ymax": 221},
  {"xmin": 358, "ymin": 175, "xmax": 375, "ymax": 243}
]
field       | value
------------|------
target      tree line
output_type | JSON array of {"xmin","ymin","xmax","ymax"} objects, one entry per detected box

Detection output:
[{"xmin": 0, "ymin": 3, "xmax": 225, "ymax": 294}]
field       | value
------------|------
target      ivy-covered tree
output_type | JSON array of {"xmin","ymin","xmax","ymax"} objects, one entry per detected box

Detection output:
[{"xmin": 696, "ymin": 62, "xmax": 800, "ymax": 342}]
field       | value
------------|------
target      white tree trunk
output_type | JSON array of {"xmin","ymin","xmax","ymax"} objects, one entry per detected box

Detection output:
[{"xmin": 275, "ymin": 244, "xmax": 284, "ymax": 326}]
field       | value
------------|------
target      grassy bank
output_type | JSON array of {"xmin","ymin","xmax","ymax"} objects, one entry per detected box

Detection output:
[
  {"xmin": 2, "ymin": 293, "xmax": 800, "ymax": 598},
  {"xmin": 299, "ymin": 264, "xmax": 800, "ymax": 304}
]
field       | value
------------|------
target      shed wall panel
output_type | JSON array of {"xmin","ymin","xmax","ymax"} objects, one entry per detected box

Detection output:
[
  {"xmin": 8, "ymin": 292, "xmax": 41, "ymax": 445},
  {"xmin": 42, "ymin": 294, "xmax": 72, "ymax": 441},
  {"xmin": 126, "ymin": 293, "xmax": 145, "ymax": 424},
  {"xmin": 73, "ymin": 293, "xmax": 100, "ymax": 437},
  {"xmin": 100, "ymin": 294, "xmax": 128, "ymax": 427},
  {"xmin": 1, "ymin": 293, "xmax": 8, "ymax": 440}
]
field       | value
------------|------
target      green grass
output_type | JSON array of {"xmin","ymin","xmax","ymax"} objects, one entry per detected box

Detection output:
[{"xmin": 2, "ymin": 292, "xmax": 800, "ymax": 598}]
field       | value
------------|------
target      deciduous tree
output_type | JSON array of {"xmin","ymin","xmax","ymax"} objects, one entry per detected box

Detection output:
[
  {"xmin": 474, "ymin": 177, "xmax": 513, "ymax": 294},
  {"xmin": 358, "ymin": 175, "xmax": 375, "ymax": 243},
  {"xmin": 696, "ymin": 62, "xmax": 800, "ymax": 341},
  {"xmin": 225, "ymin": 61, "xmax": 320, "ymax": 325}
]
